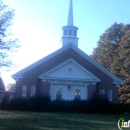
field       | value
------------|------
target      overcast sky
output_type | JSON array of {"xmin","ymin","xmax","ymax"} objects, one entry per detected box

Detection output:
[{"xmin": 2, "ymin": 0, "xmax": 130, "ymax": 85}]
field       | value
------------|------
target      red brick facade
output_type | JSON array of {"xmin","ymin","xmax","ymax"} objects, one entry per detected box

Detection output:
[{"xmin": 13, "ymin": 46, "xmax": 122, "ymax": 103}]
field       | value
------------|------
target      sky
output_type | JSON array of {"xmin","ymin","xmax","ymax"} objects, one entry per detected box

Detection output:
[{"xmin": 2, "ymin": 0, "xmax": 130, "ymax": 86}]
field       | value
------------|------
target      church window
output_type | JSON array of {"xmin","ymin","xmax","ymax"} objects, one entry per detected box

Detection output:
[
  {"xmin": 9, "ymin": 94, "xmax": 14, "ymax": 101},
  {"xmin": 56, "ymin": 88, "xmax": 62, "ymax": 100},
  {"xmin": 0, "ymin": 94, "xmax": 4, "ymax": 102},
  {"xmin": 64, "ymin": 30, "xmax": 67, "ymax": 35},
  {"xmin": 75, "ymin": 89, "xmax": 80, "ymax": 100},
  {"xmin": 108, "ymin": 90, "xmax": 112, "ymax": 101},
  {"xmin": 74, "ymin": 30, "xmax": 77, "ymax": 36},
  {"xmin": 31, "ymin": 86, "xmax": 35, "ymax": 97},
  {"xmin": 22, "ymin": 85, "xmax": 27, "ymax": 97},
  {"xmin": 100, "ymin": 89, "xmax": 105, "ymax": 98},
  {"xmin": 69, "ymin": 29, "xmax": 72, "ymax": 35}
]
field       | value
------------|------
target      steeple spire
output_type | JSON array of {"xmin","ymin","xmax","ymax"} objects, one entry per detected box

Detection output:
[
  {"xmin": 61, "ymin": 0, "xmax": 79, "ymax": 47},
  {"xmin": 67, "ymin": 0, "xmax": 73, "ymax": 26}
]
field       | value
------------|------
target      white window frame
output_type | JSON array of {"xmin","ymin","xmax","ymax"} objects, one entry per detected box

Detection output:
[
  {"xmin": 9, "ymin": 94, "xmax": 14, "ymax": 101},
  {"xmin": 22, "ymin": 85, "xmax": 27, "ymax": 97},
  {"xmin": 100, "ymin": 89, "xmax": 105, "ymax": 98},
  {"xmin": 0, "ymin": 94, "xmax": 4, "ymax": 102},
  {"xmin": 31, "ymin": 86, "xmax": 35, "ymax": 97},
  {"xmin": 108, "ymin": 90, "xmax": 112, "ymax": 101}
]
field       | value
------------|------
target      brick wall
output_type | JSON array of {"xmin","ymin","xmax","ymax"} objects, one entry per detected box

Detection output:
[{"xmin": 14, "ymin": 48, "xmax": 120, "ymax": 103}]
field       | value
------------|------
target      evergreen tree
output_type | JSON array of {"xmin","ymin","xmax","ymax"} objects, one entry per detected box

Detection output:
[{"xmin": 92, "ymin": 23, "xmax": 130, "ymax": 103}]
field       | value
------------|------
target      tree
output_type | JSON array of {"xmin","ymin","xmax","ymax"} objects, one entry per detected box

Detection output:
[
  {"xmin": 114, "ymin": 25, "xmax": 130, "ymax": 103},
  {"xmin": 91, "ymin": 23, "xmax": 130, "ymax": 103},
  {"xmin": 0, "ymin": 0, "xmax": 19, "ymax": 69},
  {"xmin": 92, "ymin": 22, "xmax": 123, "ymax": 70},
  {"xmin": 6, "ymin": 83, "xmax": 16, "ymax": 91},
  {"xmin": 0, "ymin": 76, "xmax": 5, "ymax": 90}
]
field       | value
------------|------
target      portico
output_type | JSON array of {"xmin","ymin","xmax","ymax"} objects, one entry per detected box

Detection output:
[{"xmin": 39, "ymin": 59, "xmax": 100, "ymax": 100}]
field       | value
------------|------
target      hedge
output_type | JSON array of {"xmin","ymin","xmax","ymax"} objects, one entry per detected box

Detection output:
[{"xmin": 4, "ymin": 95, "xmax": 124, "ymax": 114}]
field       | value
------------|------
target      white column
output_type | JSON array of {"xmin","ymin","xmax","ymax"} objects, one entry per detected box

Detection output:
[
  {"xmin": 85, "ymin": 84, "xmax": 88, "ymax": 100},
  {"xmin": 50, "ymin": 83, "xmax": 53, "ymax": 100}
]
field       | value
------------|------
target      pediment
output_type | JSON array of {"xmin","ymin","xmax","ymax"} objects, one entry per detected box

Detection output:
[{"xmin": 39, "ymin": 59, "xmax": 100, "ymax": 82}]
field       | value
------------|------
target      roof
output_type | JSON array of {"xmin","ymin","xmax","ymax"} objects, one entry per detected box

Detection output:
[{"xmin": 12, "ymin": 43, "xmax": 123, "ymax": 85}]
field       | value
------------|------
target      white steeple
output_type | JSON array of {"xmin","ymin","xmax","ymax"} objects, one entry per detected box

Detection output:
[
  {"xmin": 67, "ymin": 0, "xmax": 73, "ymax": 26},
  {"xmin": 62, "ymin": 0, "xmax": 79, "ymax": 47}
]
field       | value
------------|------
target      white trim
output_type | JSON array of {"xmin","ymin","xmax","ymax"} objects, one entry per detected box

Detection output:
[
  {"xmin": 12, "ymin": 45, "xmax": 72, "ymax": 78},
  {"xmin": 12, "ymin": 43, "xmax": 123, "ymax": 84},
  {"xmin": 41, "ymin": 78, "xmax": 98, "ymax": 85},
  {"xmin": 113, "ymin": 82, "xmax": 121, "ymax": 87},
  {"xmin": 14, "ymin": 79, "xmax": 20, "ymax": 81},
  {"xmin": 119, "ymin": 97, "xmax": 126, "ymax": 100},
  {"xmin": 0, "ymin": 93, "xmax": 4, "ymax": 102},
  {"xmin": 30, "ymin": 86, "xmax": 35, "ymax": 97},
  {"xmin": 116, "ymin": 84, "xmax": 120, "ymax": 87},
  {"xmin": 85, "ymin": 85, "xmax": 87, "ymax": 100},
  {"xmin": 0, "ymin": 90, "xmax": 6, "ymax": 92},
  {"xmin": 0, "ymin": 91, "xmax": 15, "ymax": 93},
  {"xmin": 50, "ymin": 83, "xmax": 53, "ymax": 100},
  {"xmin": 108, "ymin": 90, "xmax": 112, "ymax": 101},
  {"xmin": 22, "ymin": 85, "xmax": 27, "ymax": 97},
  {"xmin": 72, "ymin": 45, "xmax": 123, "ymax": 85},
  {"xmin": 9, "ymin": 94, "xmax": 14, "ymax": 101}
]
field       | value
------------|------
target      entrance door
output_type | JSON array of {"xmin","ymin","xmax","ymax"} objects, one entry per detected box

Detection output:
[
  {"xmin": 75, "ymin": 89, "xmax": 81, "ymax": 100},
  {"xmin": 52, "ymin": 84, "xmax": 86, "ymax": 100},
  {"xmin": 56, "ymin": 88, "xmax": 62, "ymax": 100}
]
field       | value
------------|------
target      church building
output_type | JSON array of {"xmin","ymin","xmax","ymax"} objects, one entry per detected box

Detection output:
[{"xmin": 12, "ymin": 0, "xmax": 123, "ymax": 103}]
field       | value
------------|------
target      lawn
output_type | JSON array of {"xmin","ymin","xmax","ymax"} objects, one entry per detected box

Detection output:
[{"xmin": 0, "ymin": 111, "xmax": 129, "ymax": 130}]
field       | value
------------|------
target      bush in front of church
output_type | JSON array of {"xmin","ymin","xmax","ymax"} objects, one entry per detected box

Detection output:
[
  {"xmin": 45, "ymin": 96, "xmax": 122, "ymax": 114},
  {"xmin": 8, "ymin": 98, "xmax": 29, "ymax": 110},
  {"xmin": 28, "ymin": 96, "xmax": 51, "ymax": 111},
  {"xmin": 0, "ymin": 98, "xmax": 8, "ymax": 110},
  {"xmin": 6, "ymin": 95, "xmax": 122, "ymax": 114},
  {"xmin": 45, "ymin": 100, "xmax": 66, "ymax": 112},
  {"xmin": 87, "ymin": 95, "xmax": 122, "ymax": 114}
]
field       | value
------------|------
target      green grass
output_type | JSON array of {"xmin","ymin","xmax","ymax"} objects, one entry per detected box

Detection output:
[{"xmin": 0, "ymin": 111, "xmax": 129, "ymax": 130}]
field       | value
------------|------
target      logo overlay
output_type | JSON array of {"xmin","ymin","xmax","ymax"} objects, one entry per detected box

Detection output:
[{"xmin": 118, "ymin": 118, "xmax": 130, "ymax": 130}]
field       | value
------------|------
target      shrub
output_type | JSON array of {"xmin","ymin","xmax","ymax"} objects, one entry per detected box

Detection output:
[
  {"xmin": 122, "ymin": 104, "xmax": 130, "ymax": 113},
  {"xmin": 87, "ymin": 95, "xmax": 110, "ymax": 113},
  {"xmin": 46, "ymin": 100, "xmax": 88, "ymax": 113},
  {"xmin": 45, "ymin": 96, "xmax": 122, "ymax": 114},
  {"xmin": 28, "ymin": 96, "xmax": 50, "ymax": 111},
  {"xmin": 87, "ymin": 95, "xmax": 122, "ymax": 114},
  {"xmin": 0, "ymin": 98, "xmax": 7, "ymax": 110},
  {"xmin": 64, "ymin": 100, "xmax": 88, "ymax": 113},
  {"xmin": 46, "ymin": 100, "xmax": 66, "ymax": 112},
  {"xmin": 6, "ymin": 95, "xmax": 122, "ymax": 114},
  {"xmin": 8, "ymin": 98, "xmax": 29, "ymax": 110}
]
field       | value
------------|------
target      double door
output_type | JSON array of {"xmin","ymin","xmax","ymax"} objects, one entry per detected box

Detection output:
[{"xmin": 52, "ymin": 84, "xmax": 85, "ymax": 100}]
